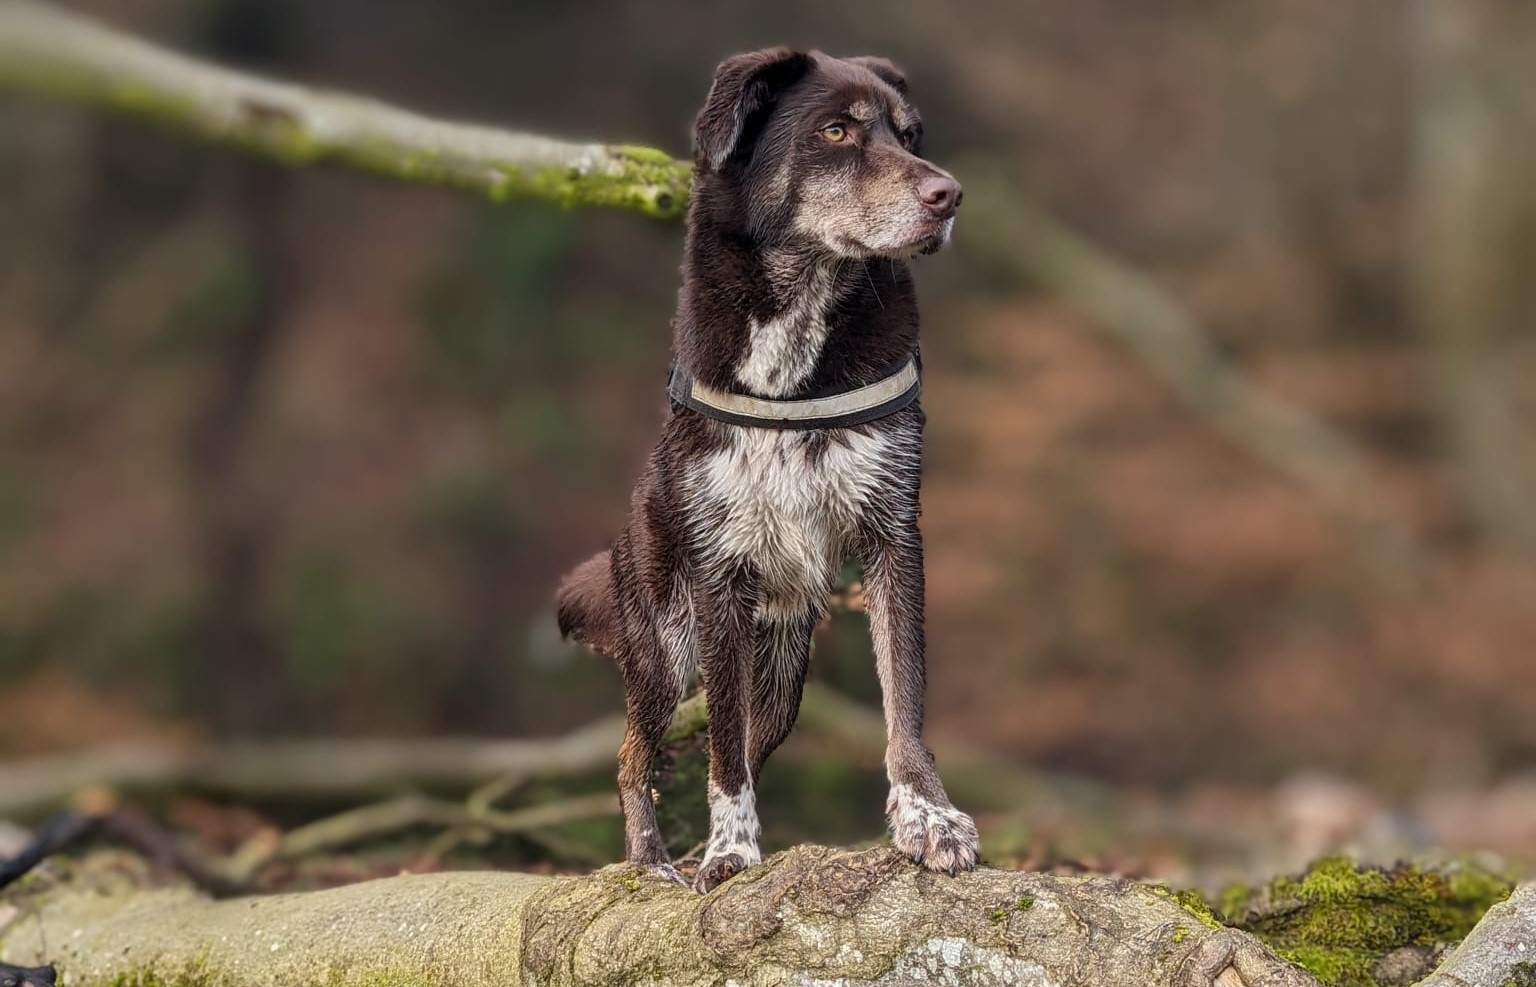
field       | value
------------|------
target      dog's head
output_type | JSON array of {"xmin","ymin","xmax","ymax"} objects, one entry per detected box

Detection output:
[{"xmin": 693, "ymin": 48, "xmax": 960, "ymax": 259}]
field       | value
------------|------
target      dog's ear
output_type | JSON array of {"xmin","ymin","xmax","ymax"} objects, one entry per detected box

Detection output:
[
  {"xmin": 694, "ymin": 47, "xmax": 811, "ymax": 171},
  {"xmin": 848, "ymin": 56, "xmax": 908, "ymax": 96}
]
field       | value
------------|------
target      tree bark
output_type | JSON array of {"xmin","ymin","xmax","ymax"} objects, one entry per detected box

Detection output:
[
  {"xmin": 5, "ymin": 846, "xmax": 1528, "ymax": 986},
  {"xmin": 1413, "ymin": 882, "xmax": 1536, "ymax": 987},
  {"xmin": 1, "ymin": 844, "xmax": 1328, "ymax": 987},
  {"xmin": 7, "ymin": 845, "xmax": 1528, "ymax": 986}
]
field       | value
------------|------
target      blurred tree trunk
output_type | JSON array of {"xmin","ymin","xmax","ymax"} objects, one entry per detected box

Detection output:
[
  {"xmin": 185, "ymin": 0, "xmax": 301, "ymax": 734},
  {"xmin": 1410, "ymin": 0, "xmax": 1536, "ymax": 556},
  {"xmin": 185, "ymin": 164, "xmax": 288, "ymax": 734}
]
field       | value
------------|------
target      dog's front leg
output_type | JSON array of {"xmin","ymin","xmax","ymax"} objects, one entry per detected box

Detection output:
[
  {"xmin": 693, "ymin": 568, "xmax": 761, "ymax": 892},
  {"xmin": 861, "ymin": 521, "xmax": 981, "ymax": 874}
]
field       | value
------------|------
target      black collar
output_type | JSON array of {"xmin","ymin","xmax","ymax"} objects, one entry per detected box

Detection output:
[{"xmin": 667, "ymin": 357, "xmax": 920, "ymax": 430}]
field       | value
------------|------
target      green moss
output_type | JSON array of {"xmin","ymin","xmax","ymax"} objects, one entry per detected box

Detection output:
[
  {"xmin": 1503, "ymin": 961, "xmax": 1536, "ymax": 987},
  {"xmin": 1171, "ymin": 924, "xmax": 1191, "ymax": 945},
  {"xmin": 1446, "ymin": 867, "xmax": 1516, "ymax": 911},
  {"xmin": 1278, "ymin": 945, "xmax": 1378, "ymax": 986},
  {"xmin": 985, "ymin": 894, "xmax": 1032, "ymax": 927},
  {"xmin": 103, "ymin": 79, "xmax": 195, "ymax": 122},
  {"xmin": 614, "ymin": 143, "xmax": 680, "ymax": 165},
  {"xmin": 1219, "ymin": 881, "xmax": 1255, "ymax": 922},
  {"xmin": 106, "ymin": 965, "xmax": 215, "ymax": 987},
  {"xmin": 1266, "ymin": 857, "xmax": 1504, "ymax": 947},
  {"xmin": 1174, "ymin": 889, "xmax": 1223, "ymax": 929},
  {"xmin": 1231, "ymin": 857, "xmax": 1512, "ymax": 987},
  {"xmin": 1143, "ymin": 883, "xmax": 1224, "ymax": 930},
  {"xmin": 623, "ymin": 872, "xmax": 641, "ymax": 893},
  {"xmin": 514, "ymin": 149, "xmax": 691, "ymax": 219}
]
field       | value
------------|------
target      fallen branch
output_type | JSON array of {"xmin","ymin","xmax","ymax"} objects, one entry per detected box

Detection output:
[
  {"xmin": 0, "ymin": 1, "xmax": 691, "ymax": 217},
  {"xmin": 0, "ymin": 798, "xmax": 249, "ymax": 897},
  {"xmin": 0, "ymin": 776, "xmax": 620, "ymax": 894},
  {"xmin": 0, "ymin": 688, "xmax": 711, "ymax": 814},
  {"xmin": 0, "ymin": 685, "xmax": 1078, "ymax": 822},
  {"xmin": 0, "ymin": 720, "xmax": 625, "ymax": 816},
  {"xmin": 0, "ymin": 843, "xmax": 1324, "ymax": 987},
  {"xmin": 228, "ymin": 791, "xmax": 620, "ymax": 885}
]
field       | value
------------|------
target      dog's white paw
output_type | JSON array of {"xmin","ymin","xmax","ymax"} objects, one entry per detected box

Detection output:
[
  {"xmin": 693, "ymin": 782, "xmax": 762, "ymax": 892},
  {"xmin": 693, "ymin": 851, "xmax": 752, "ymax": 892},
  {"xmin": 693, "ymin": 827, "xmax": 762, "ymax": 893},
  {"xmin": 887, "ymin": 783, "xmax": 980, "ymax": 875}
]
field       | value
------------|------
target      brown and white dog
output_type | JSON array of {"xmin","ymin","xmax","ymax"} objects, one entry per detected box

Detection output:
[{"xmin": 556, "ymin": 48, "xmax": 977, "ymax": 891}]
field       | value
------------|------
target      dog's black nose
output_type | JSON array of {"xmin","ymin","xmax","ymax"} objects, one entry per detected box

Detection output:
[{"xmin": 918, "ymin": 175, "xmax": 961, "ymax": 219}]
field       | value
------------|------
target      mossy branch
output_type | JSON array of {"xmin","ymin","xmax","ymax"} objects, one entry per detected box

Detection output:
[{"xmin": 0, "ymin": 1, "xmax": 692, "ymax": 217}]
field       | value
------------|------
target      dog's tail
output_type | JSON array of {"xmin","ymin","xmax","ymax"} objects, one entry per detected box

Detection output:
[{"xmin": 556, "ymin": 550, "xmax": 620, "ymax": 659}]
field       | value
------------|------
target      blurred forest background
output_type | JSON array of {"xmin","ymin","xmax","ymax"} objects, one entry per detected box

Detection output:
[{"xmin": 2, "ymin": 0, "xmax": 1535, "ymax": 881}]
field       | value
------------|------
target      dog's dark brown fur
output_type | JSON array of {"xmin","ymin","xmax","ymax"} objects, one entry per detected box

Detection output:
[{"xmin": 557, "ymin": 48, "xmax": 977, "ymax": 891}]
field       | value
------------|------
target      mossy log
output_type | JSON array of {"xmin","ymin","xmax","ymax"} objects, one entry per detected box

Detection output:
[
  {"xmin": 1, "ymin": 845, "xmax": 1328, "ymax": 987},
  {"xmin": 5, "ymin": 848, "xmax": 1527, "ymax": 987}
]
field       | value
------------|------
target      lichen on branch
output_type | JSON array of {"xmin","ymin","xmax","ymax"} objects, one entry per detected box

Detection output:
[{"xmin": 0, "ymin": 1, "xmax": 693, "ymax": 217}]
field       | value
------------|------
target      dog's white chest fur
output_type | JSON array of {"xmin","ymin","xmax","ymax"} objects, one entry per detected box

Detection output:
[
  {"xmin": 694, "ymin": 427, "xmax": 896, "ymax": 616},
  {"xmin": 735, "ymin": 261, "xmax": 839, "ymax": 398}
]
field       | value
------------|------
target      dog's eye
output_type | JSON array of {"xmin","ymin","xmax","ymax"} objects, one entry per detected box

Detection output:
[{"xmin": 820, "ymin": 124, "xmax": 849, "ymax": 143}]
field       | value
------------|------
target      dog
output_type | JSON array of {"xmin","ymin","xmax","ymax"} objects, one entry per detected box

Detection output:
[{"xmin": 556, "ymin": 47, "xmax": 978, "ymax": 891}]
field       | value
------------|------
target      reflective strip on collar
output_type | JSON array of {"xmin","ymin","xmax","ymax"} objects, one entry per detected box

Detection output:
[{"xmin": 668, "ymin": 357, "xmax": 920, "ymax": 430}]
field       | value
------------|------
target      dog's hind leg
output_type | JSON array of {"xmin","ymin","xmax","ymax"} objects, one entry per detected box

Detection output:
[
  {"xmin": 747, "ymin": 611, "xmax": 817, "ymax": 784},
  {"xmin": 616, "ymin": 616, "xmax": 692, "ymax": 885},
  {"xmin": 692, "ymin": 569, "xmax": 760, "ymax": 892}
]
